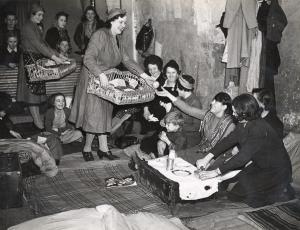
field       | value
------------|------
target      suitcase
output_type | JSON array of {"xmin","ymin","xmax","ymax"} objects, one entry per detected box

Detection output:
[
  {"xmin": 0, "ymin": 152, "xmax": 23, "ymax": 209},
  {"xmin": 136, "ymin": 157, "xmax": 180, "ymax": 212}
]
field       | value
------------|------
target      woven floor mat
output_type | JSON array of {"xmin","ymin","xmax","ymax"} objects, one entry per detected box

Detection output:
[{"xmin": 24, "ymin": 162, "xmax": 171, "ymax": 218}]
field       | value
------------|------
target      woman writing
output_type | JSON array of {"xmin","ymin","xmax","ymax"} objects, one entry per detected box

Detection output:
[
  {"xmin": 69, "ymin": 8, "xmax": 151, "ymax": 161},
  {"xmin": 197, "ymin": 94, "xmax": 293, "ymax": 208},
  {"xmin": 17, "ymin": 4, "xmax": 68, "ymax": 130}
]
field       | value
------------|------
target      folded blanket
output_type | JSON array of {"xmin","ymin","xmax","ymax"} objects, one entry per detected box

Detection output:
[
  {"xmin": 8, "ymin": 205, "xmax": 189, "ymax": 230},
  {"xmin": 0, "ymin": 139, "xmax": 58, "ymax": 177}
]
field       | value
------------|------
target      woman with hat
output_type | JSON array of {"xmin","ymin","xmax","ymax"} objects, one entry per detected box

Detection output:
[
  {"xmin": 69, "ymin": 8, "xmax": 151, "ymax": 161},
  {"xmin": 16, "ymin": 3, "xmax": 68, "ymax": 130},
  {"xmin": 175, "ymin": 74, "xmax": 202, "ymax": 147}
]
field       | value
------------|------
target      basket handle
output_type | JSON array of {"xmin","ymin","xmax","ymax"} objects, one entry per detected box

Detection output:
[{"xmin": 27, "ymin": 51, "xmax": 38, "ymax": 69}]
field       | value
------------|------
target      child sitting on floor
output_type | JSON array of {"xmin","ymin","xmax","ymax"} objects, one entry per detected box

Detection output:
[
  {"xmin": 0, "ymin": 92, "xmax": 62, "ymax": 166},
  {"xmin": 45, "ymin": 93, "xmax": 82, "ymax": 144},
  {"xmin": 157, "ymin": 111, "xmax": 186, "ymax": 157},
  {"xmin": 127, "ymin": 111, "xmax": 186, "ymax": 171}
]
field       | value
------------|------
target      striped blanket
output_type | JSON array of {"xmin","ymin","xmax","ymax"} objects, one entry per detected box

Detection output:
[
  {"xmin": 24, "ymin": 162, "xmax": 171, "ymax": 217},
  {"xmin": 238, "ymin": 201, "xmax": 300, "ymax": 230}
]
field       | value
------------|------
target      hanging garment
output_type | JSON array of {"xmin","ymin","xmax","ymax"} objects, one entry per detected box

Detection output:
[
  {"xmin": 222, "ymin": 0, "xmax": 257, "ymax": 68},
  {"xmin": 247, "ymin": 30, "xmax": 262, "ymax": 92}
]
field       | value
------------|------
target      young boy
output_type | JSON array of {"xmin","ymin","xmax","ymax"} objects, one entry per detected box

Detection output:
[
  {"xmin": 56, "ymin": 38, "xmax": 71, "ymax": 58},
  {"xmin": 157, "ymin": 111, "xmax": 186, "ymax": 157},
  {"xmin": 0, "ymin": 31, "xmax": 19, "ymax": 68}
]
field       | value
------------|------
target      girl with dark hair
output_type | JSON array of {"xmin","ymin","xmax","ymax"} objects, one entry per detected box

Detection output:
[
  {"xmin": 45, "ymin": 11, "xmax": 71, "ymax": 50},
  {"xmin": 16, "ymin": 3, "xmax": 68, "ymax": 130},
  {"xmin": 157, "ymin": 89, "xmax": 235, "ymax": 163},
  {"xmin": 44, "ymin": 93, "xmax": 82, "ymax": 144},
  {"xmin": 73, "ymin": 6, "xmax": 105, "ymax": 54},
  {"xmin": 197, "ymin": 94, "xmax": 293, "ymax": 208},
  {"xmin": 69, "ymin": 8, "xmax": 151, "ymax": 161},
  {"xmin": 252, "ymin": 88, "xmax": 283, "ymax": 139}
]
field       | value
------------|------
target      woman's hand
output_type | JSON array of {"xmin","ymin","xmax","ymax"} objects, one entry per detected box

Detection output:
[
  {"xmin": 99, "ymin": 73, "xmax": 109, "ymax": 87},
  {"xmin": 156, "ymin": 87, "xmax": 177, "ymax": 102},
  {"xmin": 198, "ymin": 169, "xmax": 220, "ymax": 180},
  {"xmin": 141, "ymin": 73, "xmax": 155, "ymax": 86},
  {"xmin": 58, "ymin": 53, "xmax": 71, "ymax": 63},
  {"xmin": 9, "ymin": 130, "xmax": 22, "ymax": 139},
  {"xmin": 159, "ymin": 131, "xmax": 171, "ymax": 145},
  {"xmin": 196, "ymin": 153, "xmax": 214, "ymax": 170},
  {"xmin": 51, "ymin": 55, "xmax": 65, "ymax": 65}
]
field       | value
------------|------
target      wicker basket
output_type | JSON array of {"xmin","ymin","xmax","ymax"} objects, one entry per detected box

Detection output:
[
  {"xmin": 25, "ymin": 58, "xmax": 77, "ymax": 82},
  {"xmin": 87, "ymin": 68, "xmax": 155, "ymax": 105}
]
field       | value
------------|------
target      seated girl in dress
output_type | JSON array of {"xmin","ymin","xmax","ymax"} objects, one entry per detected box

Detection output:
[{"xmin": 45, "ymin": 93, "xmax": 82, "ymax": 144}]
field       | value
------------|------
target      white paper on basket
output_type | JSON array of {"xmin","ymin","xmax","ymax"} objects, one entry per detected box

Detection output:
[
  {"xmin": 148, "ymin": 157, "xmax": 240, "ymax": 200},
  {"xmin": 109, "ymin": 79, "xmax": 126, "ymax": 87}
]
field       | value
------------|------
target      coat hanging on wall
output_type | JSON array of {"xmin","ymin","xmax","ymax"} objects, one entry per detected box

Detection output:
[{"xmin": 135, "ymin": 19, "xmax": 154, "ymax": 57}]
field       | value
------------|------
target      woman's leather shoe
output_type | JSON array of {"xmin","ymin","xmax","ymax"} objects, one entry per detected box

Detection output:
[
  {"xmin": 82, "ymin": 151, "xmax": 94, "ymax": 161},
  {"xmin": 98, "ymin": 150, "xmax": 119, "ymax": 160},
  {"xmin": 97, "ymin": 149, "xmax": 104, "ymax": 159}
]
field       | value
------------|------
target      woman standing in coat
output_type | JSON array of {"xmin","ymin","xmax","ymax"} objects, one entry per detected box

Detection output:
[
  {"xmin": 69, "ymin": 8, "xmax": 151, "ymax": 161},
  {"xmin": 197, "ymin": 94, "xmax": 293, "ymax": 208},
  {"xmin": 17, "ymin": 3, "xmax": 67, "ymax": 130}
]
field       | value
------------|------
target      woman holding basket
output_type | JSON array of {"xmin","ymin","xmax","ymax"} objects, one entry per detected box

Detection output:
[
  {"xmin": 17, "ymin": 3, "xmax": 68, "ymax": 130},
  {"xmin": 69, "ymin": 8, "xmax": 151, "ymax": 161}
]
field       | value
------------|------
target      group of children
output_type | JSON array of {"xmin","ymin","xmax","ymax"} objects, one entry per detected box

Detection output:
[{"xmin": 0, "ymin": 12, "xmax": 71, "ymax": 68}]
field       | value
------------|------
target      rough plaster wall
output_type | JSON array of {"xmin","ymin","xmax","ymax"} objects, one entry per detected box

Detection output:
[
  {"xmin": 276, "ymin": 0, "xmax": 300, "ymax": 128},
  {"xmin": 131, "ymin": 0, "xmax": 227, "ymax": 108}
]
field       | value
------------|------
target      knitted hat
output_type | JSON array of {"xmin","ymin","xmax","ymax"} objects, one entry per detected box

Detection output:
[
  {"xmin": 107, "ymin": 8, "xmax": 126, "ymax": 21},
  {"xmin": 30, "ymin": 3, "xmax": 45, "ymax": 15},
  {"xmin": 178, "ymin": 74, "xmax": 194, "ymax": 90}
]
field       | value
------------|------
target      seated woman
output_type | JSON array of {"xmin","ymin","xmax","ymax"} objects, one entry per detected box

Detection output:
[
  {"xmin": 73, "ymin": 6, "xmax": 105, "ymax": 55},
  {"xmin": 45, "ymin": 93, "xmax": 82, "ymax": 144},
  {"xmin": 156, "ymin": 89, "xmax": 235, "ymax": 164},
  {"xmin": 252, "ymin": 88, "xmax": 283, "ymax": 138},
  {"xmin": 253, "ymin": 88, "xmax": 300, "ymax": 190},
  {"xmin": 197, "ymin": 94, "xmax": 293, "ymax": 208},
  {"xmin": 45, "ymin": 11, "xmax": 71, "ymax": 51}
]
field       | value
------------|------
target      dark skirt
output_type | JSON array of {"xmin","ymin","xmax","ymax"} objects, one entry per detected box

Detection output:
[{"xmin": 16, "ymin": 52, "xmax": 47, "ymax": 105}]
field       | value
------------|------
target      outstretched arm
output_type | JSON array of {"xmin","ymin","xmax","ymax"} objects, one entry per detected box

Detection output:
[{"xmin": 156, "ymin": 88, "xmax": 206, "ymax": 119}]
